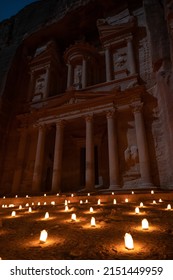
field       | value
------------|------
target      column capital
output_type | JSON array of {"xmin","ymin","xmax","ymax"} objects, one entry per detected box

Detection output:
[
  {"xmin": 130, "ymin": 100, "xmax": 143, "ymax": 113},
  {"xmin": 106, "ymin": 109, "xmax": 117, "ymax": 119},
  {"xmin": 55, "ymin": 119, "xmax": 66, "ymax": 128},
  {"xmin": 85, "ymin": 114, "xmax": 93, "ymax": 122}
]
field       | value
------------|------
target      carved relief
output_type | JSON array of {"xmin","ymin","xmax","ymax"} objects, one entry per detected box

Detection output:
[
  {"xmin": 124, "ymin": 145, "xmax": 139, "ymax": 170},
  {"xmin": 73, "ymin": 65, "xmax": 82, "ymax": 89},
  {"xmin": 34, "ymin": 73, "xmax": 46, "ymax": 95}
]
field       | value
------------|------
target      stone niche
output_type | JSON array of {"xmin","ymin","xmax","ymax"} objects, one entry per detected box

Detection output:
[
  {"xmin": 28, "ymin": 40, "xmax": 62, "ymax": 102},
  {"xmin": 64, "ymin": 42, "xmax": 101, "ymax": 90}
]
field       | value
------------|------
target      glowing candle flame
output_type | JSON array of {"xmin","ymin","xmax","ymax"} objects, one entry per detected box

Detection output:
[
  {"xmin": 56, "ymin": 193, "xmax": 59, "ymax": 196},
  {"xmin": 90, "ymin": 207, "xmax": 93, "ymax": 213},
  {"xmin": 44, "ymin": 202, "xmax": 47, "ymax": 205},
  {"xmin": 44, "ymin": 194, "xmax": 46, "ymax": 197},
  {"xmin": 85, "ymin": 199, "xmax": 88, "ymax": 203},
  {"xmin": 159, "ymin": 198, "xmax": 163, "ymax": 202},
  {"xmin": 113, "ymin": 199, "xmax": 116, "ymax": 204},
  {"xmin": 112, "ymin": 192, "xmax": 114, "ymax": 195},
  {"xmin": 25, "ymin": 203, "xmax": 29, "ymax": 207},
  {"xmin": 80, "ymin": 200, "xmax": 83, "ymax": 204},
  {"xmin": 167, "ymin": 204, "xmax": 171, "ymax": 210},
  {"xmin": 11, "ymin": 211, "xmax": 16, "ymax": 217},
  {"xmin": 153, "ymin": 200, "xmax": 156, "ymax": 204},
  {"xmin": 88, "ymin": 193, "xmax": 90, "ymax": 196},
  {"xmin": 39, "ymin": 230, "xmax": 48, "ymax": 243},
  {"xmin": 124, "ymin": 233, "xmax": 134, "ymax": 250},
  {"xmin": 32, "ymin": 202, "xmax": 34, "ymax": 206},
  {"xmin": 44, "ymin": 212, "xmax": 49, "ymax": 219},
  {"xmin": 135, "ymin": 207, "xmax": 140, "ymax": 214},
  {"xmin": 65, "ymin": 205, "xmax": 69, "ymax": 211},
  {"xmin": 151, "ymin": 190, "xmax": 154, "ymax": 194},
  {"xmin": 142, "ymin": 218, "xmax": 149, "ymax": 230},
  {"xmin": 15, "ymin": 195, "xmax": 18, "ymax": 198},
  {"xmin": 51, "ymin": 201, "xmax": 55, "ymax": 205},
  {"xmin": 71, "ymin": 194, "xmax": 74, "ymax": 197},
  {"xmin": 125, "ymin": 198, "xmax": 128, "ymax": 203},
  {"xmin": 131, "ymin": 191, "xmax": 134, "ymax": 194},
  {"xmin": 71, "ymin": 213, "xmax": 76, "ymax": 221},
  {"xmin": 19, "ymin": 205, "xmax": 22, "ymax": 210},
  {"xmin": 140, "ymin": 202, "xmax": 143, "ymax": 207},
  {"xmin": 64, "ymin": 200, "xmax": 68, "ymax": 206},
  {"xmin": 26, "ymin": 195, "xmax": 28, "ymax": 198},
  {"xmin": 38, "ymin": 202, "xmax": 40, "ymax": 206},
  {"xmin": 28, "ymin": 207, "xmax": 32, "ymax": 213},
  {"xmin": 97, "ymin": 199, "xmax": 101, "ymax": 205},
  {"xmin": 3, "ymin": 196, "xmax": 5, "ymax": 199},
  {"xmin": 91, "ymin": 217, "xmax": 96, "ymax": 227}
]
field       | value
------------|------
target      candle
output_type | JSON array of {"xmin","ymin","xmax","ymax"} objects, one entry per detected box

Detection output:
[
  {"xmin": 124, "ymin": 233, "xmax": 134, "ymax": 250},
  {"xmin": 142, "ymin": 218, "xmax": 149, "ymax": 230},
  {"xmin": 39, "ymin": 230, "xmax": 48, "ymax": 243},
  {"xmin": 91, "ymin": 217, "xmax": 96, "ymax": 227}
]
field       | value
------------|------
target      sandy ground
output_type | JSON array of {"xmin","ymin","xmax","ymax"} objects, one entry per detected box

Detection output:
[{"xmin": 0, "ymin": 191, "xmax": 173, "ymax": 260}]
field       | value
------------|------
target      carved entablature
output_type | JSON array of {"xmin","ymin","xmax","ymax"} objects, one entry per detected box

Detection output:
[
  {"xmin": 28, "ymin": 40, "xmax": 61, "ymax": 102},
  {"xmin": 97, "ymin": 15, "xmax": 136, "ymax": 46}
]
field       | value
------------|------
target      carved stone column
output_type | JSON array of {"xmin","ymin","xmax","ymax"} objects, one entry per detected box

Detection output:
[
  {"xmin": 131, "ymin": 101, "xmax": 153, "ymax": 187},
  {"xmin": 82, "ymin": 58, "xmax": 87, "ymax": 88},
  {"xmin": 105, "ymin": 48, "xmax": 112, "ymax": 82},
  {"xmin": 106, "ymin": 110, "xmax": 120, "ymax": 189},
  {"xmin": 32, "ymin": 125, "xmax": 46, "ymax": 192},
  {"xmin": 12, "ymin": 128, "xmax": 27, "ymax": 193},
  {"xmin": 51, "ymin": 121, "xmax": 64, "ymax": 193},
  {"xmin": 67, "ymin": 63, "xmax": 73, "ymax": 89},
  {"xmin": 127, "ymin": 37, "xmax": 136, "ymax": 75},
  {"xmin": 85, "ymin": 115, "xmax": 95, "ymax": 191}
]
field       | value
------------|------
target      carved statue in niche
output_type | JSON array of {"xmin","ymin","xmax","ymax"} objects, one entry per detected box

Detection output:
[
  {"xmin": 114, "ymin": 53, "xmax": 127, "ymax": 68},
  {"xmin": 34, "ymin": 73, "xmax": 46, "ymax": 95},
  {"xmin": 124, "ymin": 145, "xmax": 139, "ymax": 171},
  {"xmin": 73, "ymin": 65, "xmax": 82, "ymax": 89}
]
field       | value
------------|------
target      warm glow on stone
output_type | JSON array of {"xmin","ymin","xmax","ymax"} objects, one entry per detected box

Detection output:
[
  {"xmin": 140, "ymin": 202, "xmax": 144, "ymax": 207},
  {"xmin": 90, "ymin": 207, "xmax": 93, "ymax": 213},
  {"xmin": 11, "ymin": 211, "xmax": 16, "ymax": 217},
  {"xmin": 135, "ymin": 207, "xmax": 140, "ymax": 214},
  {"xmin": 125, "ymin": 198, "xmax": 128, "ymax": 203},
  {"xmin": 40, "ymin": 230, "xmax": 48, "ymax": 243},
  {"xmin": 113, "ymin": 199, "xmax": 116, "ymax": 204},
  {"xmin": 44, "ymin": 212, "xmax": 49, "ymax": 219},
  {"xmin": 167, "ymin": 204, "xmax": 171, "ymax": 210},
  {"xmin": 124, "ymin": 233, "xmax": 134, "ymax": 250},
  {"xmin": 142, "ymin": 218, "xmax": 149, "ymax": 230},
  {"xmin": 71, "ymin": 213, "xmax": 76, "ymax": 221},
  {"xmin": 91, "ymin": 217, "xmax": 96, "ymax": 227}
]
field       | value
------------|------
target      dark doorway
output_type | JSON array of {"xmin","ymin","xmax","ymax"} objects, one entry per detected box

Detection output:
[{"xmin": 80, "ymin": 146, "xmax": 99, "ymax": 186}]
